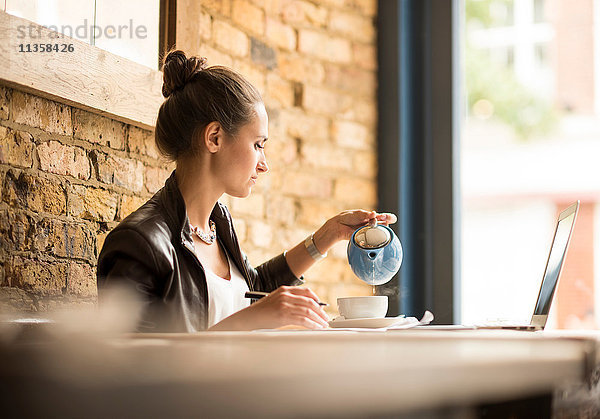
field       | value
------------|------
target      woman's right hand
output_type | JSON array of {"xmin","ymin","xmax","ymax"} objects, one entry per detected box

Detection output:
[{"xmin": 209, "ymin": 286, "xmax": 330, "ymax": 331}]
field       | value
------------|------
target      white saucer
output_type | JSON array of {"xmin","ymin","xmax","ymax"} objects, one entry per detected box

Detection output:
[{"xmin": 329, "ymin": 315, "xmax": 406, "ymax": 329}]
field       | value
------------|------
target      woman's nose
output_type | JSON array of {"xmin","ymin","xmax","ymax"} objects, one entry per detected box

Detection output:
[{"xmin": 257, "ymin": 159, "xmax": 269, "ymax": 173}]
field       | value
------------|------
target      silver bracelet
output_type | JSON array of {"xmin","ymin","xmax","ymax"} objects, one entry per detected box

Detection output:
[{"xmin": 304, "ymin": 233, "xmax": 327, "ymax": 261}]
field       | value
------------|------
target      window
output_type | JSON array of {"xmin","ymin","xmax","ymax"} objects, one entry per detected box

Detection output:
[
  {"xmin": 4, "ymin": 0, "xmax": 160, "ymax": 69},
  {"xmin": 462, "ymin": 0, "xmax": 600, "ymax": 329}
]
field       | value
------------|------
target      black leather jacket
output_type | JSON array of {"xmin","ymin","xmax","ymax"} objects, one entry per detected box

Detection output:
[{"xmin": 96, "ymin": 171, "xmax": 302, "ymax": 332}]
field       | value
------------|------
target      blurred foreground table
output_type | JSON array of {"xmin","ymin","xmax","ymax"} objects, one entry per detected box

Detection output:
[{"xmin": 1, "ymin": 325, "xmax": 598, "ymax": 418}]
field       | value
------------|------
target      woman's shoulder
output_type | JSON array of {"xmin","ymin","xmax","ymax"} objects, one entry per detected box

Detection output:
[
  {"xmin": 117, "ymin": 197, "xmax": 173, "ymax": 239},
  {"xmin": 100, "ymin": 195, "xmax": 176, "ymax": 262}
]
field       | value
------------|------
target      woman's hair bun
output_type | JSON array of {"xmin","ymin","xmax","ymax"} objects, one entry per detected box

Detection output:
[{"xmin": 161, "ymin": 49, "xmax": 208, "ymax": 98}]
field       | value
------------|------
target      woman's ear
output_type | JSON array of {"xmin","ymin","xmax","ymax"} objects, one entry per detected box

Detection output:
[{"xmin": 203, "ymin": 121, "xmax": 223, "ymax": 153}]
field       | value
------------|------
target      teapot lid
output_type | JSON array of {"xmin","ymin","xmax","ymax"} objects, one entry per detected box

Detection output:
[{"xmin": 353, "ymin": 225, "xmax": 391, "ymax": 249}]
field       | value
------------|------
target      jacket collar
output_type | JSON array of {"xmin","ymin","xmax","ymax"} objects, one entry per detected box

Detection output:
[
  {"xmin": 158, "ymin": 171, "xmax": 225, "ymax": 238},
  {"xmin": 160, "ymin": 171, "xmax": 188, "ymax": 239}
]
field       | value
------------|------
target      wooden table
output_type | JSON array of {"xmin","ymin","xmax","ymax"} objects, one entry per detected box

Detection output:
[{"xmin": 1, "ymin": 325, "xmax": 598, "ymax": 418}]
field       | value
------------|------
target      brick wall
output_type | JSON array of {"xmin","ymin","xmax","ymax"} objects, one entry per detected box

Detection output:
[
  {"xmin": 0, "ymin": 0, "xmax": 378, "ymax": 314},
  {"xmin": 178, "ymin": 0, "xmax": 379, "ymax": 309},
  {"xmin": 547, "ymin": 0, "xmax": 595, "ymax": 113},
  {"xmin": 0, "ymin": 86, "xmax": 173, "ymax": 312}
]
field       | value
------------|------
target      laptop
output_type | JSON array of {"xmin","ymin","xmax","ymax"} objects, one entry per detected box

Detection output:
[{"xmin": 423, "ymin": 201, "xmax": 580, "ymax": 331}]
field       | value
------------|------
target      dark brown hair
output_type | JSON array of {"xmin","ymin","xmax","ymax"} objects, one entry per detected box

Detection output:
[{"xmin": 155, "ymin": 49, "xmax": 263, "ymax": 161}]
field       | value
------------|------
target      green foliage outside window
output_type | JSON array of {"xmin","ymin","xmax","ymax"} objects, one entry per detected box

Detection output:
[{"xmin": 465, "ymin": 0, "xmax": 557, "ymax": 140}]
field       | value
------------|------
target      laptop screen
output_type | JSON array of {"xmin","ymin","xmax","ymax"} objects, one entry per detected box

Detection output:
[{"xmin": 533, "ymin": 211, "xmax": 577, "ymax": 316}]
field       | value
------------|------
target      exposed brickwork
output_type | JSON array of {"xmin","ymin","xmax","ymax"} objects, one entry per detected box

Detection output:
[
  {"xmin": 72, "ymin": 108, "xmax": 126, "ymax": 150},
  {"xmin": 144, "ymin": 165, "xmax": 172, "ymax": 194},
  {"xmin": 8, "ymin": 256, "xmax": 68, "ymax": 296},
  {"xmin": 12, "ymin": 91, "xmax": 72, "ymax": 136},
  {"xmin": 297, "ymin": 30, "xmax": 352, "ymax": 63},
  {"xmin": 266, "ymin": 18, "xmax": 297, "ymax": 51},
  {"xmin": 213, "ymin": 20, "xmax": 250, "ymax": 57},
  {"xmin": 297, "ymin": 199, "xmax": 342, "ymax": 229},
  {"xmin": 0, "ymin": 210, "xmax": 32, "ymax": 253},
  {"xmin": 92, "ymin": 151, "xmax": 144, "ymax": 192},
  {"xmin": 233, "ymin": 60, "xmax": 266, "ymax": 92},
  {"xmin": 0, "ymin": 287, "xmax": 36, "ymax": 312},
  {"xmin": 119, "ymin": 194, "xmax": 147, "ymax": 220},
  {"xmin": 68, "ymin": 184, "xmax": 119, "ymax": 222},
  {"xmin": 280, "ymin": 0, "xmax": 328, "ymax": 27},
  {"xmin": 0, "ymin": 84, "xmax": 171, "ymax": 312},
  {"xmin": 3, "ymin": 170, "xmax": 67, "ymax": 216},
  {"xmin": 37, "ymin": 140, "xmax": 90, "ymax": 180},
  {"xmin": 281, "ymin": 109, "xmax": 329, "ymax": 142},
  {"xmin": 37, "ymin": 219, "xmax": 96, "ymax": 262},
  {"xmin": 202, "ymin": 0, "xmax": 232, "ymax": 17},
  {"xmin": 329, "ymin": 10, "xmax": 375, "ymax": 43},
  {"xmin": 0, "ymin": 126, "xmax": 34, "ymax": 168},
  {"xmin": 0, "ymin": 86, "xmax": 10, "ymax": 120},
  {"xmin": 277, "ymin": 54, "xmax": 325, "ymax": 84},
  {"xmin": 334, "ymin": 177, "xmax": 376, "ymax": 207},
  {"xmin": 249, "ymin": 219, "xmax": 274, "ymax": 248},
  {"xmin": 250, "ymin": 38, "xmax": 277, "ymax": 69},
  {"xmin": 232, "ymin": 0, "xmax": 265, "ymax": 35},
  {"xmin": 301, "ymin": 143, "xmax": 353, "ymax": 172},
  {"xmin": 282, "ymin": 171, "xmax": 333, "ymax": 199},
  {"xmin": 0, "ymin": 211, "xmax": 95, "ymax": 263},
  {"xmin": 265, "ymin": 73, "xmax": 295, "ymax": 107},
  {"xmin": 352, "ymin": 42, "xmax": 376, "ymax": 71},
  {"xmin": 127, "ymin": 126, "xmax": 159, "ymax": 159},
  {"xmin": 331, "ymin": 120, "xmax": 372, "ymax": 150},
  {"xmin": 66, "ymin": 261, "xmax": 98, "ymax": 297},
  {"xmin": 230, "ymin": 194, "xmax": 266, "ymax": 217},
  {"xmin": 198, "ymin": 44, "xmax": 234, "ymax": 67},
  {"xmin": 324, "ymin": 63, "xmax": 376, "ymax": 96},
  {"xmin": 302, "ymin": 84, "xmax": 353, "ymax": 116}
]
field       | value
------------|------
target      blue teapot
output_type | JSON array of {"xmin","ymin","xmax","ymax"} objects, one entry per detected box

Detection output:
[{"xmin": 347, "ymin": 224, "xmax": 403, "ymax": 286}]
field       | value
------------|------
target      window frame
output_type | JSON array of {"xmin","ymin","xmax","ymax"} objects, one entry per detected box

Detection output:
[
  {"xmin": 377, "ymin": 0, "xmax": 461, "ymax": 323},
  {"xmin": 158, "ymin": 0, "xmax": 176, "ymax": 70},
  {"xmin": 0, "ymin": 2, "xmax": 173, "ymax": 129}
]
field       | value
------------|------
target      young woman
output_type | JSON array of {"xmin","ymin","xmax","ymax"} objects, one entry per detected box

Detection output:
[{"xmin": 97, "ymin": 50, "xmax": 396, "ymax": 332}]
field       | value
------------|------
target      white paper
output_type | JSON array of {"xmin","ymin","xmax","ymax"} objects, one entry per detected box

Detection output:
[{"xmin": 251, "ymin": 311, "xmax": 435, "ymax": 333}]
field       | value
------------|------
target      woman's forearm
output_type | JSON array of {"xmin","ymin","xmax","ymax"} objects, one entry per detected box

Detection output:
[
  {"xmin": 283, "ymin": 210, "xmax": 396, "ymax": 278},
  {"xmin": 284, "ymin": 220, "xmax": 339, "ymax": 278},
  {"xmin": 207, "ymin": 309, "xmax": 252, "ymax": 331}
]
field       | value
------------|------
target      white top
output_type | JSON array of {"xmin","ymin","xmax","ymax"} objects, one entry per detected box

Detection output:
[{"xmin": 205, "ymin": 252, "xmax": 250, "ymax": 328}]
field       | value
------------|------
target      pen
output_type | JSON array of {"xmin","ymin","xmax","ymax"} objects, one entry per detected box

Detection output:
[{"xmin": 244, "ymin": 291, "xmax": 328, "ymax": 306}]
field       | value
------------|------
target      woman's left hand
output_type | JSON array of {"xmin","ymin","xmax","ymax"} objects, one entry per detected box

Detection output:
[{"xmin": 321, "ymin": 210, "xmax": 398, "ymax": 244}]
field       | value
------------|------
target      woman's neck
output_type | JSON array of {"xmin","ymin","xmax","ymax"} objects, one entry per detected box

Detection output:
[{"xmin": 176, "ymin": 159, "xmax": 223, "ymax": 231}]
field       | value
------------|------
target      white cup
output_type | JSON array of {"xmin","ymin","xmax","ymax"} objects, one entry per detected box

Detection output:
[{"xmin": 337, "ymin": 296, "xmax": 388, "ymax": 319}]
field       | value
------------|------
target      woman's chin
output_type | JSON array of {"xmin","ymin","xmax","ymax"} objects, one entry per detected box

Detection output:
[{"xmin": 228, "ymin": 188, "xmax": 252, "ymax": 199}]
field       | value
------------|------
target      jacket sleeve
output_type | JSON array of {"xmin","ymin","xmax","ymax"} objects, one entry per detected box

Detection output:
[
  {"xmin": 245, "ymin": 252, "xmax": 304, "ymax": 292},
  {"xmin": 96, "ymin": 228, "xmax": 168, "ymax": 332}
]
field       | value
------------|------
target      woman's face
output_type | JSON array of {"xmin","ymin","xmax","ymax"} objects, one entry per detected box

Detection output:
[{"xmin": 217, "ymin": 102, "xmax": 269, "ymax": 198}]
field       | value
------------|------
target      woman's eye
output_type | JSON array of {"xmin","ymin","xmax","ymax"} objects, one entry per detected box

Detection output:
[{"xmin": 255, "ymin": 143, "xmax": 265, "ymax": 149}]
